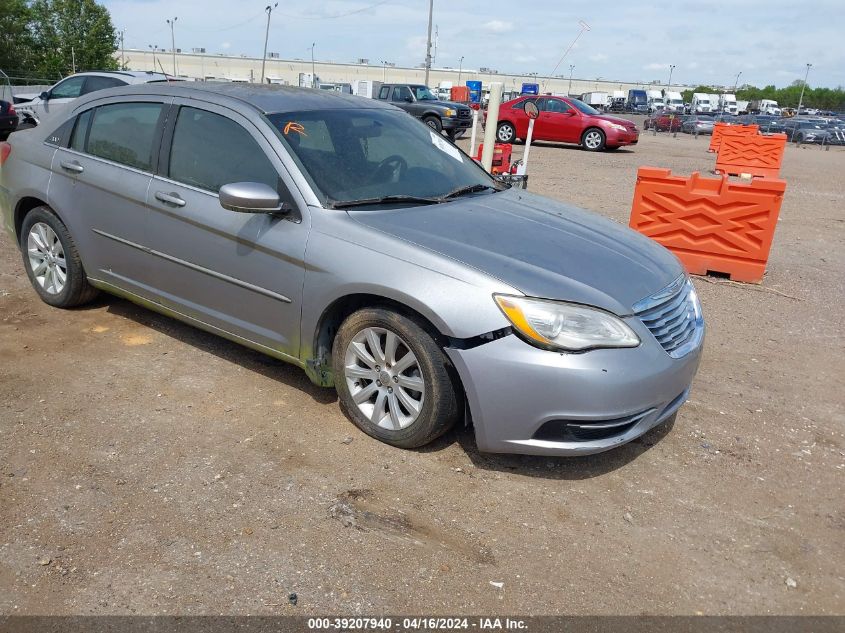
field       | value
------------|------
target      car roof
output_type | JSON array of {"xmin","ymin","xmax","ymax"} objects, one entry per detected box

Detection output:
[
  {"xmin": 72, "ymin": 81, "xmax": 398, "ymax": 115},
  {"xmin": 62, "ymin": 70, "xmax": 173, "ymax": 84}
]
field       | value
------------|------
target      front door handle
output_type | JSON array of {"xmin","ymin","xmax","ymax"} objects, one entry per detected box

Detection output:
[
  {"xmin": 60, "ymin": 160, "xmax": 84, "ymax": 174},
  {"xmin": 155, "ymin": 191, "xmax": 186, "ymax": 207}
]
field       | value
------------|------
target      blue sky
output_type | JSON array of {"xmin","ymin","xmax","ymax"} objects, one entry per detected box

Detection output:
[{"xmin": 104, "ymin": 0, "xmax": 844, "ymax": 88}]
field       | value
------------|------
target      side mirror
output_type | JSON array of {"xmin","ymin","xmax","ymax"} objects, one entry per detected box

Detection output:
[
  {"xmin": 219, "ymin": 182, "xmax": 287, "ymax": 213},
  {"xmin": 40, "ymin": 91, "xmax": 50, "ymax": 101},
  {"xmin": 404, "ymin": 95, "xmax": 413, "ymax": 102}
]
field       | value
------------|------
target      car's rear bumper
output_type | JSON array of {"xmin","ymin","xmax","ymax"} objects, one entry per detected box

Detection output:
[{"xmin": 445, "ymin": 322, "xmax": 703, "ymax": 456}]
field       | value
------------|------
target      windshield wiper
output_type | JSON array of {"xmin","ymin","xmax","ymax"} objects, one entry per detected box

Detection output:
[
  {"xmin": 438, "ymin": 183, "xmax": 503, "ymax": 200},
  {"xmin": 328, "ymin": 195, "xmax": 440, "ymax": 209}
]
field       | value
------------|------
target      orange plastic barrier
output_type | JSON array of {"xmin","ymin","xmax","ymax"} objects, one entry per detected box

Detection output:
[
  {"xmin": 630, "ymin": 167, "xmax": 786, "ymax": 283},
  {"xmin": 450, "ymin": 86, "xmax": 470, "ymax": 103},
  {"xmin": 475, "ymin": 143, "xmax": 512, "ymax": 174},
  {"xmin": 708, "ymin": 122, "xmax": 759, "ymax": 153},
  {"xmin": 715, "ymin": 132, "xmax": 786, "ymax": 178}
]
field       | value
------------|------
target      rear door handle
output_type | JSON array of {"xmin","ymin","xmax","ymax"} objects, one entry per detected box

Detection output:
[
  {"xmin": 155, "ymin": 191, "xmax": 186, "ymax": 207},
  {"xmin": 60, "ymin": 160, "xmax": 84, "ymax": 174}
]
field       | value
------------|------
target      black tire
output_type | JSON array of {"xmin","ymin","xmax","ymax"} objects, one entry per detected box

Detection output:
[
  {"xmin": 333, "ymin": 307, "xmax": 460, "ymax": 449},
  {"xmin": 20, "ymin": 206, "xmax": 98, "ymax": 308},
  {"xmin": 496, "ymin": 121, "xmax": 515, "ymax": 143},
  {"xmin": 606, "ymin": 146, "xmax": 620, "ymax": 151},
  {"xmin": 581, "ymin": 127, "xmax": 606, "ymax": 151},
  {"xmin": 445, "ymin": 128, "xmax": 457, "ymax": 141},
  {"xmin": 423, "ymin": 116, "xmax": 442, "ymax": 133}
]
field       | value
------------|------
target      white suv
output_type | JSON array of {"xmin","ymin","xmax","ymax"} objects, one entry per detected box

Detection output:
[{"xmin": 14, "ymin": 71, "xmax": 174, "ymax": 126}]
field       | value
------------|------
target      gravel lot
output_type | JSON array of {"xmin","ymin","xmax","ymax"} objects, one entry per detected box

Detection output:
[{"xmin": 1, "ymin": 122, "xmax": 843, "ymax": 616}]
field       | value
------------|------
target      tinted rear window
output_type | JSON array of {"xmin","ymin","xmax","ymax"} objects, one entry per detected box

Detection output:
[{"xmin": 86, "ymin": 102, "xmax": 163, "ymax": 171}]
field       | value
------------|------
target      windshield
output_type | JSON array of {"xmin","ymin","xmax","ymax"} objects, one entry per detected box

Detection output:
[
  {"xmin": 411, "ymin": 86, "xmax": 437, "ymax": 101},
  {"xmin": 569, "ymin": 98, "xmax": 600, "ymax": 115},
  {"xmin": 266, "ymin": 109, "xmax": 498, "ymax": 207}
]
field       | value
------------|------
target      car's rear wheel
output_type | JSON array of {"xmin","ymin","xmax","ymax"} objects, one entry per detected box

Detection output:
[
  {"xmin": 581, "ymin": 128, "xmax": 606, "ymax": 151},
  {"xmin": 333, "ymin": 308, "xmax": 460, "ymax": 449},
  {"xmin": 496, "ymin": 122, "xmax": 516, "ymax": 143},
  {"xmin": 20, "ymin": 206, "xmax": 98, "ymax": 308},
  {"xmin": 423, "ymin": 116, "xmax": 442, "ymax": 133}
]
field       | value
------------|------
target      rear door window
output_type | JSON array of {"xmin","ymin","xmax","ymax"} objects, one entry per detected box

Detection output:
[
  {"xmin": 167, "ymin": 106, "xmax": 278, "ymax": 193},
  {"xmin": 377, "ymin": 86, "xmax": 390, "ymax": 100},
  {"xmin": 69, "ymin": 110, "xmax": 93, "ymax": 151},
  {"xmin": 50, "ymin": 76, "xmax": 86, "ymax": 99},
  {"xmin": 86, "ymin": 102, "xmax": 163, "ymax": 171},
  {"xmin": 82, "ymin": 76, "xmax": 128, "ymax": 95}
]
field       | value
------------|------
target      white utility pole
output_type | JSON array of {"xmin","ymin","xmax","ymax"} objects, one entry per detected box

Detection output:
[
  {"xmin": 148, "ymin": 44, "xmax": 157, "ymax": 70},
  {"xmin": 457, "ymin": 56, "xmax": 464, "ymax": 84},
  {"xmin": 480, "ymin": 82, "xmax": 503, "ymax": 172},
  {"xmin": 668, "ymin": 64, "xmax": 675, "ymax": 87},
  {"xmin": 567, "ymin": 64, "xmax": 574, "ymax": 94},
  {"xmin": 797, "ymin": 63, "xmax": 812, "ymax": 113},
  {"xmin": 166, "ymin": 18, "xmax": 177, "ymax": 76},
  {"xmin": 310, "ymin": 42, "xmax": 316, "ymax": 88},
  {"xmin": 119, "ymin": 30, "xmax": 125, "ymax": 70},
  {"xmin": 424, "ymin": 0, "xmax": 433, "ymax": 85},
  {"xmin": 260, "ymin": 3, "xmax": 278, "ymax": 84}
]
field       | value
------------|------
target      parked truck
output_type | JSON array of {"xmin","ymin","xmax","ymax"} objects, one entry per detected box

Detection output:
[
  {"xmin": 719, "ymin": 93, "xmax": 738, "ymax": 114},
  {"xmin": 662, "ymin": 90, "xmax": 685, "ymax": 113},
  {"xmin": 692, "ymin": 93, "xmax": 713, "ymax": 113},
  {"xmin": 626, "ymin": 89, "xmax": 648, "ymax": 113},
  {"xmin": 736, "ymin": 100, "xmax": 750, "ymax": 114},
  {"xmin": 647, "ymin": 89, "xmax": 665, "ymax": 113},
  {"xmin": 749, "ymin": 99, "xmax": 781, "ymax": 116},
  {"xmin": 436, "ymin": 81, "xmax": 453, "ymax": 100},
  {"xmin": 580, "ymin": 91, "xmax": 608, "ymax": 111},
  {"xmin": 610, "ymin": 90, "xmax": 626, "ymax": 112}
]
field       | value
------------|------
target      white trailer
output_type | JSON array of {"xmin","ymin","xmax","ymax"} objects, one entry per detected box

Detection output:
[
  {"xmin": 580, "ymin": 91, "xmax": 609, "ymax": 111},
  {"xmin": 352, "ymin": 79, "xmax": 379, "ymax": 98},
  {"xmin": 736, "ymin": 100, "xmax": 750, "ymax": 114}
]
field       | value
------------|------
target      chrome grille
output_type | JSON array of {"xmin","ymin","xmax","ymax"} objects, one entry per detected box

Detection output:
[{"xmin": 634, "ymin": 275, "xmax": 703, "ymax": 358}]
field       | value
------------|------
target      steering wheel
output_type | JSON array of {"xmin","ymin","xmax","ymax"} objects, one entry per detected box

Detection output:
[{"xmin": 370, "ymin": 154, "xmax": 408, "ymax": 184}]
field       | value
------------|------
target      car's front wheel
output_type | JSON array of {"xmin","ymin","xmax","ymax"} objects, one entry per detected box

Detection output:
[
  {"xmin": 496, "ymin": 122, "xmax": 516, "ymax": 143},
  {"xmin": 581, "ymin": 127, "xmax": 606, "ymax": 151},
  {"xmin": 423, "ymin": 116, "xmax": 442, "ymax": 133},
  {"xmin": 333, "ymin": 308, "xmax": 460, "ymax": 448},
  {"xmin": 20, "ymin": 206, "xmax": 98, "ymax": 308}
]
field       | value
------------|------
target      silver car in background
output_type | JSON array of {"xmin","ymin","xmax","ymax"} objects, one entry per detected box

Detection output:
[{"xmin": 0, "ymin": 83, "xmax": 704, "ymax": 456}]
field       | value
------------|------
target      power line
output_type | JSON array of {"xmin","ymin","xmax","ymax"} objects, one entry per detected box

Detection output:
[{"xmin": 275, "ymin": 0, "xmax": 393, "ymax": 20}]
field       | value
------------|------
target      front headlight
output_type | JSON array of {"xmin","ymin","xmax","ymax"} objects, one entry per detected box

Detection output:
[
  {"xmin": 608, "ymin": 123, "xmax": 627, "ymax": 132},
  {"xmin": 444, "ymin": 108, "xmax": 456, "ymax": 117},
  {"xmin": 494, "ymin": 295, "xmax": 640, "ymax": 352}
]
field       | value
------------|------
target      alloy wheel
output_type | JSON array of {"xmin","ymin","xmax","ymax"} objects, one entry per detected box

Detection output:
[
  {"xmin": 584, "ymin": 130, "xmax": 603, "ymax": 149},
  {"xmin": 497, "ymin": 124, "xmax": 515, "ymax": 142},
  {"xmin": 343, "ymin": 327, "xmax": 425, "ymax": 430},
  {"xmin": 27, "ymin": 222, "xmax": 67, "ymax": 295}
]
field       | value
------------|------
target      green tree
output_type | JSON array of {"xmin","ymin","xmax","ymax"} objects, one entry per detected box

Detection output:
[
  {"xmin": 0, "ymin": 0, "xmax": 35, "ymax": 78},
  {"xmin": 29, "ymin": 0, "xmax": 117, "ymax": 80}
]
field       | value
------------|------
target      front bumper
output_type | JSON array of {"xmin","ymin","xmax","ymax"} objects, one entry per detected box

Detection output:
[
  {"xmin": 442, "ymin": 115, "xmax": 473, "ymax": 131},
  {"xmin": 445, "ymin": 319, "xmax": 703, "ymax": 456},
  {"xmin": 607, "ymin": 129, "xmax": 639, "ymax": 146}
]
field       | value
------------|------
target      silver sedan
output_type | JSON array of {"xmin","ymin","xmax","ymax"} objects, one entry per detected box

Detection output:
[{"xmin": 0, "ymin": 83, "xmax": 703, "ymax": 455}]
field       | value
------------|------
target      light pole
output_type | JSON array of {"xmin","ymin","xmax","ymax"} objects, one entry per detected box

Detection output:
[
  {"xmin": 457, "ymin": 56, "xmax": 464, "ymax": 84},
  {"xmin": 733, "ymin": 71, "xmax": 742, "ymax": 92},
  {"xmin": 797, "ymin": 63, "xmax": 812, "ymax": 113},
  {"xmin": 567, "ymin": 64, "xmax": 574, "ymax": 95},
  {"xmin": 260, "ymin": 3, "xmax": 278, "ymax": 84},
  {"xmin": 148, "ymin": 44, "xmax": 158, "ymax": 71},
  {"xmin": 119, "ymin": 29, "xmax": 125, "ymax": 70},
  {"xmin": 379, "ymin": 60, "xmax": 389, "ymax": 82},
  {"xmin": 668, "ymin": 64, "xmax": 675, "ymax": 87},
  {"xmin": 166, "ymin": 17, "xmax": 177, "ymax": 76},
  {"xmin": 424, "ymin": 0, "xmax": 434, "ymax": 85},
  {"xmin": 310, "ymin": 43, "xmax": 316, "ymax": 88}
]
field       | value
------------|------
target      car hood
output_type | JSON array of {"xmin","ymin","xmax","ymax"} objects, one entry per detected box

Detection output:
[
  {"xmin": 347, "ymin": 189, "xmax": 682, "ymax": 314},
  {"xmin": 596, "ymin": 114, "xmax": 636, "ymax": 127},
  {"xmin": 423, "ymin": 99, "xmax": 470, "ymax": 110}
]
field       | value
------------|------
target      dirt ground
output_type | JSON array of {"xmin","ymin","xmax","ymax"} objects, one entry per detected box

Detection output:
[{"xmin": 1, "ymin": 121, "xmax": 843, "ymax": 616}]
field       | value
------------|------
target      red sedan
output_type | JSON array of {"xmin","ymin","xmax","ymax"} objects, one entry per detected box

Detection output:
[{"xmin": 490, "ymin": 95, "xmax": 639, "ymax": 151}]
